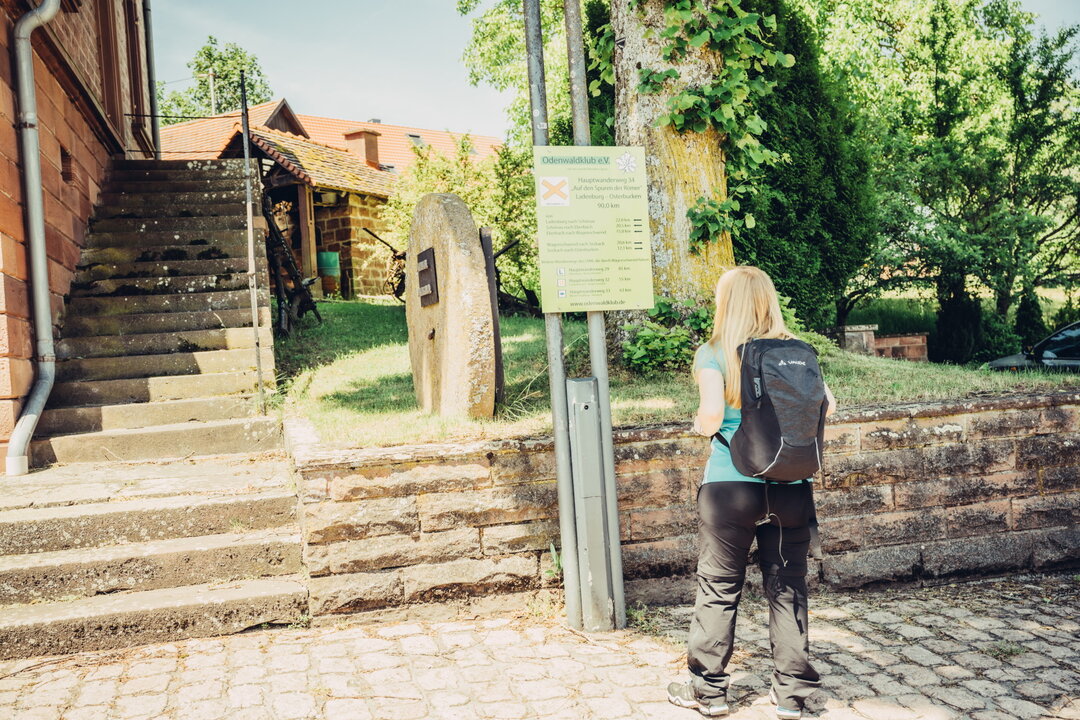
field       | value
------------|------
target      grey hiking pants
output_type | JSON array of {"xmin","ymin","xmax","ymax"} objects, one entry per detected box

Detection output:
[{"xmin": 688, "ymin": 480, "xmax": 821, "ymax": 710}]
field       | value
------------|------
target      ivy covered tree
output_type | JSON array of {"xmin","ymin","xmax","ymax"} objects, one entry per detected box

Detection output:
[{"xmin": 158, "ymin": 36, "xmax": 273, "ymax": 124}]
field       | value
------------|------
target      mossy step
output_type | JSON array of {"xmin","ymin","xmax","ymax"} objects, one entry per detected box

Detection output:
[
  {"xmin": 91, "ymin": 215, "xmax": 246, "ymax": 233},
  {"xmin": 95, "ymin": 202, "xmax": 246, "ymax": 220},
  {"xmin": 75, "ymin": 257, "xmax": 264, "ymax": 283},
  {"xmin": 62, "ymin": 307, "xmax": 266, "ymax": 337},
  {"xmin": 86, "ymin": 230, "xmax": 247, "ymax": 248},
  {"xmin": 68, "ymin": 289, "xmax": 266, "ymax": 317},
  {"xmin": 69, "ymin": 273, "xmax": 249, "ymax": 298}
]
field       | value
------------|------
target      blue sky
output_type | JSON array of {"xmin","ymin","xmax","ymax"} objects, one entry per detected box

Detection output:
[{"xmin": 152, "ymin": 0, "xmax": 1079, "ymax": 141}]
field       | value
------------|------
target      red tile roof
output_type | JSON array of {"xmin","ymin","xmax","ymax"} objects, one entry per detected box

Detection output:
[
  {"xmin": 295, "ymin": 115, "xmax": 502, "ymax": 173},
  {"xmin": 159, "ymin": 99, "xmax": 503, "ymax": 173},
  {"xmin": 159, "ymin": 99, "xmax": 285, "ymax": 159},
  {"xmin": 238, "ymin": 126, "xmax": 395, "ymax": 198}
]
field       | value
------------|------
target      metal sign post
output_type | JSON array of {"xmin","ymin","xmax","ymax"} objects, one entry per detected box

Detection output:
[
  {"xmin": 524, "ymin": 0, "xmax": 637, "ymax": 632},
  {"xmin": 523, "ymin": 0, "xmax": 583, "ymax": 631}
]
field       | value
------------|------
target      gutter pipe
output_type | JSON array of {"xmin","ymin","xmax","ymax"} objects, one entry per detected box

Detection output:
[
  {"xmin": 7, "ymin": 0, "xmax": 63, "ymax": 476},
  {"xmin": 142, "ymin": 0, "xmax": 160, "ymax": 158}
]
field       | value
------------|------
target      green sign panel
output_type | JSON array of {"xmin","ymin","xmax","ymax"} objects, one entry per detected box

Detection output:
[{"xmin": 533, "ymin": 146, "xmax": 654, "ymax": 313}]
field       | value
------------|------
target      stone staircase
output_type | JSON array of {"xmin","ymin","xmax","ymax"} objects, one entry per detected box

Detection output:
[
  {"xmin": 32, "ymin": 159, "xmax": 280, "ymax": 466},
  {"xmin": 0, "ymin": 457, "xmax": 307, "ymax": 660}
]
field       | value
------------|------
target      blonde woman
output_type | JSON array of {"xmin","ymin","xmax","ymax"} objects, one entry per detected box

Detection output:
[{"xmin": 667, "ymin": 266, "xmax": 835, "ymax": 720}]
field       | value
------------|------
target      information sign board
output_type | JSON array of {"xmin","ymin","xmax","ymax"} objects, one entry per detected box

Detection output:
[{"xmin": 534, "ymin": 146, "xmax": 654, "ymax": 313}]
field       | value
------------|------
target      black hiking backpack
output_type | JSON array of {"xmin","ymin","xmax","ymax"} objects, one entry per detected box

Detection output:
[{"xmin": 715, "ymin": 338, "xmax": 827, "ymax": 482}]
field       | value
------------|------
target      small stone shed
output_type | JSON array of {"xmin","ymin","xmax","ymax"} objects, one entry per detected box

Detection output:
[{"xmin": 222, "ymin": 126, "xmax": 394, "ymax": 297}]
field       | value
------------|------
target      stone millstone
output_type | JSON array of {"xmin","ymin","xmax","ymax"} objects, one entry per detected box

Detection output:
[{"xmin": 406, "ymin": 194, "xmax": 495, "ymax": 419}]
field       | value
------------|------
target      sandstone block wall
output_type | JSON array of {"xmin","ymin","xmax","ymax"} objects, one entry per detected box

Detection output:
[
  {"xmin": 874, "ymin": 333, "xmax": 929, "ymax": 362},
  {"xmin": 314, "ymin": 192, "xmax": 391, "ymax": 298},
  {"xmin": 290, "ymin": 392, "xmax": 1080, "ymax": 616}
]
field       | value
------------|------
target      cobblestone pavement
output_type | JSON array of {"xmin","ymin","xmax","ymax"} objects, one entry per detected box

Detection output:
[{"xmin": 0, "ymin": 573, "xmax": 1076, "ymax": 720}]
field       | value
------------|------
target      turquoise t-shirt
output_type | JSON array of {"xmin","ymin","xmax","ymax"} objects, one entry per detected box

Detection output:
[{"xmin": 693, "ymin": 343, "xmax": 809, "ymax": 485}]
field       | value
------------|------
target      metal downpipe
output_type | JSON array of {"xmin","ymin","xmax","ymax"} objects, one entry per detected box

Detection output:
[
  {"xmin": 142, "ymin": 0, "xmax": 160, "ymax": 158},
  {"xmin": 6, "ymin": 0, "xmax": 62, "ymax": 476},
  {"xmin": 523, "ymin": 0, "xmax": 583, "ymax": 630},
  {"xmin": 563, "ymin": 0, "xmax": 626, "ymax": 630}
]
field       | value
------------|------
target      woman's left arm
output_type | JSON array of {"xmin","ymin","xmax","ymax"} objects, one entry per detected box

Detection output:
[{"xmin": 824, "ymin": 382, "xmax": 837, "ymax": 417}]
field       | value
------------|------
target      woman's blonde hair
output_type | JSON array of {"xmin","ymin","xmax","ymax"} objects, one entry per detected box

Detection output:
[{"xmin": 708, "ymin": 266, "xmax": 793, "ymax": 408}]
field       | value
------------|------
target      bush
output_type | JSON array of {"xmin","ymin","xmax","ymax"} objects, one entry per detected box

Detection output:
[
  {"xmin": 1050, "ymin": 295, "xmax": 1080, "ymax": 331},
  {"xmin": 1014, "ymin": 289, "xmax": 1050, "ymax": 352},
  {"xmin": 847, "ymin": 298, "xmax": 937, "ymax": 336},
  {"xmin": 930, "ymin": 293, "xmax": 983, "ymax": 364},
  {"xmin": 622, "ymin": 297, "xmax": 707, "ymax": 374},
  {"xmin": 621, "ymin": 294, "xmax": 836, "ymax": 374},
  {"xmin": 973, "ymin": 312, "xmax": 1021, "ymax": 364}
]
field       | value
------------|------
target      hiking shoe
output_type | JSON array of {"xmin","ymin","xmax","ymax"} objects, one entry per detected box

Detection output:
[
  {"xmin": 769, "ymin": 689, "xmax": 802, "ymax": 720},
  {"xmin": 667, "ymin": 682, "xmax": 730, "ymax": 716}
]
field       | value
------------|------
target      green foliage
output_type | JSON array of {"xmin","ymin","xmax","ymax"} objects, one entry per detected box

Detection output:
[
  {"xmin": 1051, "ymin": 294, "xmax": 1080, "ymax": 331},
  {"xmin": 974, "ymin": 312, "xmax": 1022, "ymax": 364},
  {"xmin": 622, "ymin": 297, "xmax": 710, "ymax": 373},
  {"xmin": 801, "ymin": 0, "xmax": 1080, "ymax": 361},
  {"xmin": 621, "ymin": 292, "xmax": 834, "ymax": 372},
  {"xmin": 458, "ymin": 0, "xmax": 573, "ymax": 145},
  {"xmin": 734, "ymin": 0, "xmax": 878, "ymax": 329},
  {"xmin": 848, "ymin": 298, "xmax": 938, "ymax": 336},
  {"xmin": 634, "ymin": 0, "xmax": 789, "ymax": 252},
  {"xmin": 1014, "ymin": 288, "xmax": 1050, "ymax": 352},
  {"xmin": 157, "ymin": 36, "xmax": 272, "ymax": 123},
  {"xmin": 380, "ymin": 137, "xmax": 538, "ymax": 296}
]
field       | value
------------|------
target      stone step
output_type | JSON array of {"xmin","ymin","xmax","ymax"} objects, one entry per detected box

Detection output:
[
  {"xmin": 0, "ymin": 456, "xmax": 294, "ymax": 514},
  {"xmin": 0, "ymin": 483, "xmax": 295, "ymax": 556},
  {"xmin": 0, "ymin": 528, "xmax": 301, "ymax": 606},
  {"xmin": 31, "ymin": 415, "xmax": 283, "ymax": 470},
  {"xmin": 0, "ymin": 577, "xmax": 306, "ymax": 660},
  {"xmin": 99, "ymin": 189, "xmax": 248, "ymax": 206},
  {"xmin": 36, "ymin": 395, "xmax": 258, "ymax": 436},
  {"xmin": 105, "ymin": 179, "xmax": 245, "ymax": 194},
  {"xmin": 76, "ymin": 257, "xmax": 263, "ymax": 283},
  {"xmin": 86, "ymin": 229, "xmax": 247, "ymax": 248},
  {"xmin": 70, "ymin": 272, "xmax": 249, "ymax": 297},
  {"xmin": 58, "ymin": 327, "xmax": 270, "ymax": 360},
  {"xmin": 95, "ymin": 202, "xmax": 248, "ymax": 220},
  {"xmin": 90, "ymin": 215, "xmax": 247, "ymax": 233},
  {"xmin": 68, "ymin": 289, "xmax": 266, "ymax": 317},
  {"xmin": 55, "ymin": 347, "xmax": 273, "ymax": 382},
  {"xmin": 62, "ymin": 307, "xmax": 266, "ymax": 337},
  {"xmin": 80, "ymin": 243, "xmax": 250, "ymax": 266},
  {"xmin": 48, "ymin": 370, "xmax": 269, "ymax": 407},
  {"xmin": 110, "ymin": 159, "xmax": 250, "ymax": 173},
  {"xmin": 106, "ymin": 168, "xmax": 252, "ymax": 184}
]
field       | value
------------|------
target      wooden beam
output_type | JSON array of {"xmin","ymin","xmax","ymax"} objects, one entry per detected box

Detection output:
[{"xmin": 296, "ymin": 184, "xmax": 321, "ymax": 298}]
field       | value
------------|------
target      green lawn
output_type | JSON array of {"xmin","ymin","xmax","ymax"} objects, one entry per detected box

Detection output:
[{"xmin": 275, "ymin": 299, "xmax": 1080, "ymax": 449}]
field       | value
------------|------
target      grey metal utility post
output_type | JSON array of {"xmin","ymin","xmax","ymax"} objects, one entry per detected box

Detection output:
[
  {"xmin": 523, "ymin": 0, "xmax": 626, "ymax": 632},
  {"xmin": 523, "ymin": 0, "xmax": 583, "ymax": 631}
]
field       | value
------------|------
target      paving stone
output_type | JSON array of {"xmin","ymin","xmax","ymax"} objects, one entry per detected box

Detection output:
[
  {"xmin": 995, "ymin": 696, "xmax": 1051, "ymax": 719},
  {"xmin": 924, "ymin": 685, "xmax": 986, "ymax": 711}
]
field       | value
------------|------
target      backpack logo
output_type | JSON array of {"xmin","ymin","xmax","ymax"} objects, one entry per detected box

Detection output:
[{"xmin": 778, "ymin": 359, "xmax": 806, "ymax": 367}]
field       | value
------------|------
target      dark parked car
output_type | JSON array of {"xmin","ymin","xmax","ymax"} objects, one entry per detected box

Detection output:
[{"xmin": 988, "ymin": 321, "xmax": 1080, "ymax": 371}]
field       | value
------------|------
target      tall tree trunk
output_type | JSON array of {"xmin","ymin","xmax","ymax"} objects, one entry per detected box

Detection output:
[{"xmin": 611, "ymin": 0, "xmax": 734, "ymax": 304}]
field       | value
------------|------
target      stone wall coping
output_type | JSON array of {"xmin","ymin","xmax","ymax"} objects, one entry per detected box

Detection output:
[
  {"xmin": 875, "ymin": 332, "xmax": 928, "ymax": 340},
  {"xmin": 287, "ymin": 391, "xmax": 1080, "ymax": 471}
]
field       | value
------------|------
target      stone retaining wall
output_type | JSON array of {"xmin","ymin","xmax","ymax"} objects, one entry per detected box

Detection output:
[
  {"xmin": 288, "ymin": 392, "xmax": 1080, "ymax": 616},
  {"xmin": 874, "ymin": 333, "xmax": 929, "ymax": 361}
]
